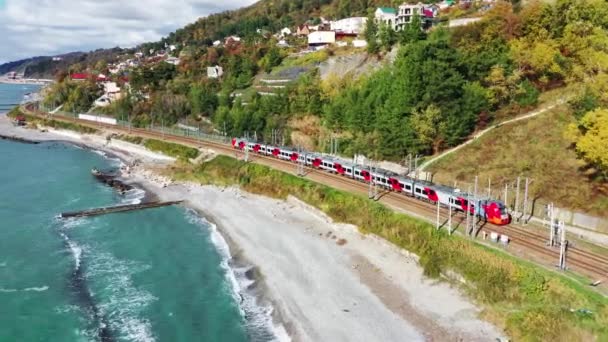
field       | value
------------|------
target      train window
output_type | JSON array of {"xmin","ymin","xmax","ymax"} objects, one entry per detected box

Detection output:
[
  {"xmin": 415, "ymin": 188, "xmax": 422, "ymax": 194},
  {"xmin": 405, "ymin": 185, "xmax": 412, "ymax": 190}
]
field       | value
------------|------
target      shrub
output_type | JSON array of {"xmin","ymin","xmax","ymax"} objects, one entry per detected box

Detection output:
[{"xmin": 143, "ymin": 139, "xmax": 199, "ymax": 160}]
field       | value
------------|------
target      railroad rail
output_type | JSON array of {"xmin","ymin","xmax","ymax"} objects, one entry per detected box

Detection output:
[{"xmin": 25, "ymin": 105, "xmax": 608, "ymax": 284}]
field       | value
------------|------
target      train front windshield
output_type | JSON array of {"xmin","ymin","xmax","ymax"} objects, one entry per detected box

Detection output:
[{"xmin": 499, "ymin": 205, "xmax": 508, "ymax": 215}]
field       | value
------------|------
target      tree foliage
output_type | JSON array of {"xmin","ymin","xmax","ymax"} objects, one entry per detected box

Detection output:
[{"xmin": 567, "ymin": 108, "xmax": 608, "ymax": 178}]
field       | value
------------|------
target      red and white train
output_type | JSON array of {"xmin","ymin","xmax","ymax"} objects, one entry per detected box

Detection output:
[{"xmin": 232, "ymin": 138, "xmax": 511, "ymax": 226}]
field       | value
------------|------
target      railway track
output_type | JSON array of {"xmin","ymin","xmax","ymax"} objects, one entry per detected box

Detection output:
[{"xmin": 26, "ymin": 107, "xmax": 608, "ymax": 283}]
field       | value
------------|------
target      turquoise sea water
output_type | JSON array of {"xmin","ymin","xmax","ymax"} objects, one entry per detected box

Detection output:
[
  {"xmin": 0, "ymin": 83, "xmax": 41, "ymax": 113},
  {"xmin": 0, "ymin": 85, "xmax": 275, "ymax": 341}
]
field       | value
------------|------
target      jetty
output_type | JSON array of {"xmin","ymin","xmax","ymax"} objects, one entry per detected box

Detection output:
[{"xmin": 60, "ymin": 201, "xmax": 183, "ymax": 218}]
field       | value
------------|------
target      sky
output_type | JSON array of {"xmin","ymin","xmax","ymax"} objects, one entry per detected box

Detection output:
[{"xmin": 0, "ymin": 0, "xmax": 258, "ymax": 64}]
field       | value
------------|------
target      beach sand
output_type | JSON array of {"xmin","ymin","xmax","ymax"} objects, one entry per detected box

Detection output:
[{"xmin": 0, "ymin": 115, "xmax": 504, "ymax": 341}]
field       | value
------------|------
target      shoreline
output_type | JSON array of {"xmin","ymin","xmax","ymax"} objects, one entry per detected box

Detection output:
[{"xmin": 0, "ymin": 115, "xmax": 505, "ymax": 341}]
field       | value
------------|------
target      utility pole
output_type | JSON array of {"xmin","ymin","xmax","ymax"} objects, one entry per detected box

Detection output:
[
  {"xmin": 408, "ymin": 154, "xmax": 412, "ymax": 175},
  {"xmin": 547, "ymin": 203, "xmax": 555, "ymax": 247},
  {"xmin": 504, "ymin": 184, "xmax": 508, "ymax": 208},
  {"xmin": 244, "ymin": 142, "xmax": 249, "ymax": 162},
  {"xmin": 414, "ymin": 155, "xmax": 419, "ymax": 180},
  {"xmin": 465, "ymin": 186, "xmax": 471, "ymax": 236},
  {"xmin": 474, "ymin": 175, "xmax": 478, "ymax": 200},
  {"xmin": 559, "ymin": 221, "xmax": 567, "ymax": 270},
  {"xmin": 448, "ymin": 200, "xmax": 452, "ymax": 235},
  {"xmin": 368, "ymin": 160, "xmax": 374, "ymax": 199},
  {"xmin": 487, "ymin": 178, "xmax": 491, "ymax": 198},
  {"xmin": 514, "ymin": 177, "xmax": 521, "ymax": 222},
  {"xmin": 523, "ymin": 178, "xmax": 531, "ymax": 224},
  {"xmin": 436, "ymin": 199, "xmax": 441, "ymax": 231}
]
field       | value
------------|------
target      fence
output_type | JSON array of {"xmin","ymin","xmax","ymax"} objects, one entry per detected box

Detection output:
[
  {"xmin": 37, "ymin": 104, "xmax": 232, "ymax": 145},
  {"xmin": 34, "ymin": 103, "xmax": 608, "ymax": 235},
  {"xmin": 430, "ymin": 175, "xmax": 608, "ymax": 235}
]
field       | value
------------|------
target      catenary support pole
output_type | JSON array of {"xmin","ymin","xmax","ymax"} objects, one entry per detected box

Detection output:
[
  {"xmin": 559, "ymin": 221, "xmax": 567, "ymax": 270},
  {"xmin": 448, "ymin": 201, "xmax": 452, "ymax": 235},
  {"xmin": 436, "ymin": 199, "xmax": 440, "ymax": 230},
  {"xmin": 523, "ymin": 178, "xmax": 530, "ymax": 224},
  {"xmin": 515, "ymin": 177, "xmax": 521, "ymax": 222}
]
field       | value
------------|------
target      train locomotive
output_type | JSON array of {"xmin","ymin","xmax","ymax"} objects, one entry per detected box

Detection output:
[{"xmin": 232, "ymin": 138, "xmax": 511, "ymax": 226}]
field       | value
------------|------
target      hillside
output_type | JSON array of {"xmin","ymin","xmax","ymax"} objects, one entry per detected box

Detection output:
[
  {"xmin": 0, "ymin": 48, "xmax": 128, "ymax": 79},
  {"xmin": 34, "ymin": 0, "xmax": 608, "ymax": 219},
  {"xmin": 428, "ymin": 104, "xmax": 608, "ymax": 217}
]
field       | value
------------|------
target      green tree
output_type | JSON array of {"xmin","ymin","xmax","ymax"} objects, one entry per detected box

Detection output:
[
  {"xmin": 411, "ymin": 104, "xmax": 447, "ymax": 154},
  {"xmin": 364, "ymin": 13, "xmax": 379, "ymax": 54},
  {"xmin": 399, "ymin": 14, "xmax": 425, "ymax": 45},
  {"xmin": 378, "ymin": 22, "xmax": 396, "ymax": 51},
  {"xmin": 567, "ymin": 108, "xmax": 608, "ymax": 178}
]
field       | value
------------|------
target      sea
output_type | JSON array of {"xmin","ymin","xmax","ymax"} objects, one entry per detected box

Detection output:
[{"xmin": 0, "ymin": 83, "xmax": 277, "ymax": 341}]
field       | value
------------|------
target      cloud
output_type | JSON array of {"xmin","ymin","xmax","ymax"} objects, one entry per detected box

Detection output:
[{"xmin": 0, "ymin": 0, "xmax": 257, "ymax": 64}]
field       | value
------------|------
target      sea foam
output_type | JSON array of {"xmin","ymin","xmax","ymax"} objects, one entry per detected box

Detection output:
[{"xmin": 186, "ymin": 209, "xmax": 287, "ymax": 341}]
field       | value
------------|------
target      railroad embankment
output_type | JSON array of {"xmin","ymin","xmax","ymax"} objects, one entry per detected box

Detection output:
[
  {"xmin": 7, "ymin": 107, "xmax": 608, "ymax": 340},
  {"xmin": 169, "ymin": 155, "xmax": 608, "ymax": 341}
]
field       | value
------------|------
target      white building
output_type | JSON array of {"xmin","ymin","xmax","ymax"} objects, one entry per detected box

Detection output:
[
  {"xmin": 212, "ymin": 40, "xmax": 222, "ymax": 47},
  {"xmin": 330, "ymin": 17, "xmax": 368, "ymax": 35},
  {"xmin": 308, "ymin": 31, "xmax": 336, "ymax": 47},
  {"xmin": 395, "ymin": 3, "xmax": 438, "ymax": 31},
  {"xmin": 94, "ymin": 95, "xmax": 111, "ymax": 108},
  {"xmin": 352, "ymin": 40, "xmax": 368, "ymax": 48},
  {"xmin": 207, "ymin": 65, "xmax": 224, "ymax": 79},
  {"xmin": 280, "ymin": 27, "xmax": 292, "ymax": 37},
  {"xmin": 375, "ymin": 7, "xmax": 397, "ymax": 28},
  {"xmin": 166, "ymin": 57, "xmax": 181, "ymax": 66},
  {"xmin": 102, "ymin": 82, "xmax": 122, "ymax": 101}
]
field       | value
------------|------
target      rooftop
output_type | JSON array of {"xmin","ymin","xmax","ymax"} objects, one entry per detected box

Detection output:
[{"xmin": 378, "ymin": 7, "xmax": 397, "ymax": 14}]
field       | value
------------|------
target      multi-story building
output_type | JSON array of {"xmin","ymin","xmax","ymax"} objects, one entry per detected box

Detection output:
[
  {"xmin": 330, "ymin": 17, "xmax": 368, "ymax": 35},
  {"xmin": 375, "ymin": 7, "xmax": 397, "ymax": 28},
  {"xmin": 395, "ymin": 3, "xmax": 438, "ymax": 31}
]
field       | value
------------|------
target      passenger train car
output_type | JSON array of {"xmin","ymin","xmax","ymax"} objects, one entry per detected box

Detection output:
[{"xmin": 232, "ymin": 138, "xmax": 511, "ymax": 225}]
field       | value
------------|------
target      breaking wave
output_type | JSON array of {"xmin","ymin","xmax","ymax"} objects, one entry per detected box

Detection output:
[{"xmin": 185, "ymin": 209, "xmax": 285, "ymax": 341}]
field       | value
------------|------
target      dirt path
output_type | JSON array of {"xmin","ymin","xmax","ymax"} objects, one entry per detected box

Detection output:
[{"xmin": 419, "ymin": 99, "xmax": 568, "ymax": 171}]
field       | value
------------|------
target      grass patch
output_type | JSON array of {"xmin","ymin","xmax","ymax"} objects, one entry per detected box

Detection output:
[
  {"xmin": 114, "ymin": 134, "xmax": 144, "ymax": 145},
  {"xmin": 170, "ymin": 155, "xmax": 608, "ymax": 341},
  {"xmin": 428, "ymin": 107, "xmax": 608, "ymax": 216},
  {"xmin": 143, "ymin": 139, "xmax": 199, "ymax": 161},
  {"xmin": 9, "ymin": 107, "xmax": 98, "ymax": 134},
  {"xmin": 280, "ymin": 50, "xmax": 330, "ymax": 68}
]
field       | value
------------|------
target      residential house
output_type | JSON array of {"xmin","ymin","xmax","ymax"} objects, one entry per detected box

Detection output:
[
  {"xmin": 165, "ymin": 57, "xmax": 181, "ymax": 66},
  {"xmin": 438, "ymin": 0, "xmax": 455, "ymax": 9},
  {"xmin": 207, "ymin": 65, "xmax": 224, "ymax": 79},
  {"xmin": 212, "ymin": 40, "xmax": 222, "ymax": 47},
  {"xmin": 296, "ymin": 24, "xmax": 311, "ymax": 37},
  {"xmin": 224, "ymin": 36, "xmax": 241, "ymax": 45},
  {"xmin": 280, "ymin": 27, "xmax": 292, "ymax": 37},
  {"xmin": 330, "ymin": 17, "xmax": 368, "ymax": 35},
  {"xmin": 375, "ymin": 7, "xmax": 397, "ymax": 28},
  {"xmin": 394, "ymin": 2, "xmax": 437, "ymax": 31},
  {"xmin": 134, "ymin": 52, "xmax": 144, "ymax": 58},
  {"xmin": 94, "ymin": 95, "xmax": 111, "ymax": 107},
  {"xmin": 70, "ymin": 73, "xmax": 90, "ymax": 81},
  {"xmin": 308, "ymin": 31, "xmax": 336, "ymax": 47},
  {"xmin": 277, "ymin": 39, "xmax": 290, "ymax": 48},
  {"xmin": 352, "ymin": 39, "xmax": 368, "ymax": 48}
]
